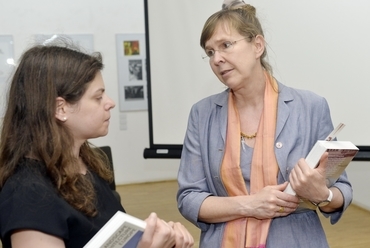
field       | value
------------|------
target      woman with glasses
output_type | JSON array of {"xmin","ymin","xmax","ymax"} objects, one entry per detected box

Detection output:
[{"xmin": 177, "ymin": 1, "xmax": 352, "ymax": 247}]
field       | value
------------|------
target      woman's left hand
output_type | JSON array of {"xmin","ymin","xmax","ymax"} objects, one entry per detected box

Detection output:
[{"xmin": 289, "ymin": 152, "xmax": 330, "ymax": 203}]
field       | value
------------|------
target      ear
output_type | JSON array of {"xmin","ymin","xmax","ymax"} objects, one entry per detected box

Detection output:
[
  {"xmin": 55, "ymin": 97, "xmax": 67, "ymax": 122},
  {"xmin": 254, "ymin": 35, "xmax": 266, "ymax": 59}
]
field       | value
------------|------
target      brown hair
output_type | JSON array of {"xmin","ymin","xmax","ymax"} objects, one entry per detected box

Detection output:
[
  {"xmin": 0, "ymin": 40, "xmax": 112, "ymax": 216},
  {"xmin": 200, "ymin": 4, "xmax": 272, "ymax": 73}
]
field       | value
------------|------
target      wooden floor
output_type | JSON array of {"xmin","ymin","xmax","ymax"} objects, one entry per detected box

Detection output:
[{"xmin": 117, "ymin": 180, "xmax": 370, "ymax": 248}]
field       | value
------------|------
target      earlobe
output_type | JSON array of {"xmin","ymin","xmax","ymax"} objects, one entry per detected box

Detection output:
[{"xmin": 55, "ymin": 97, "xmax": 67, "ymax": 122}]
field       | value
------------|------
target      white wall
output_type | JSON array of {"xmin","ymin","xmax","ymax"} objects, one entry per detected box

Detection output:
[
  {"xmin": 346, "ymin": 162, "xmax": 370, "ymax": 211},
  {"xmin": 147, "ymin": 0, "xmax": 370, "ymax": 147},
  {"xmin": 0, "ymin": 0, "xmax": 180, "ymax": 185}
]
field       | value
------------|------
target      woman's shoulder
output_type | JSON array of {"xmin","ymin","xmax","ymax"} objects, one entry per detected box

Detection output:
[
  {"xmin": 278, "ymin": 81, "xmax": 327, "ymax": 103},
  {"xmin": 0, "ymin": 158, "xmax": 54, "ymax": 198},
  {"xmin": 191, "ymin": 88, "xmax": 229, "ymax": 109},
  {"xmin": 0, "ymin": 158, "xmax": 64, "ymax": 224}
]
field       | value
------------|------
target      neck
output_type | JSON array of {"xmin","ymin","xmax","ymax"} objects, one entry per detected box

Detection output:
[
  {"xmin": 232, "ymin": 72, "xmax": 266, "ymax": 109},
  {"xmin": 78, "ymin": 156, "xmax": 87, "ymax": 175},
  {"xmin": 72, "ymin": 142, "xmax": 87, "ymax": 174}
]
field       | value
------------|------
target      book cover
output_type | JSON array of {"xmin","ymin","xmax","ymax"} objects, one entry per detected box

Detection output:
[
  {"xmin": 284, "ymin": 140, "xmax": 359, "ymax": 195},
  {"xmin": 84, "ymin": 211, "xmax": 146, "ymax": 248}
]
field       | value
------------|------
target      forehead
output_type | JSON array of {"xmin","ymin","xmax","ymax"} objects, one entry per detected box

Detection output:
[
  {"xmin": 84, "ymin": 72, "xmax": 104, "ymax": 95},
  {"xmin": 205, "ymin": 22, "xmax": 239, "ymax": 47}
]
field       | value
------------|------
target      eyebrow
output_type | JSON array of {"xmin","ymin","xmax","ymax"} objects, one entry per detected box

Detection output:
[
  {"xmin": 95, "ymin": 88, "xmax": 105, "ymax": 94},
  {"xmin": 91, "ymin": 88, "xmax": 105, "ymax": 97},
  {"xmin": 204, "ymin": 38, "xmax": 230, "ymax": 50}
]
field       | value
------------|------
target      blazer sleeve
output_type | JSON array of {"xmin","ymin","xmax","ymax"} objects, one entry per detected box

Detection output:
[
  {"xmin": 317, "ymin": 97, "xmax": 353, "ymax": 223},
  {"xmin": 177, "ymin": 103, "xmax": 213, "ymax": 230}
]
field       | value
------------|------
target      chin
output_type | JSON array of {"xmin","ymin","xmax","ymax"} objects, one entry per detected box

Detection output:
[
  {"xmin": 101, "ymin": 129, "xmax": 109, "ymax": 136},
  {"xmin": 91, "ymin": 130, "xmax": 109, "ymax": 139}
]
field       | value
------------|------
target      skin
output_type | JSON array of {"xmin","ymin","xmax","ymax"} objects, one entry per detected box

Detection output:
[
  {"xmin": 198, "ymin": 22, "xmax": 344, "ymax": 224},
  {"xmin": 11, "ymin": 72, "xmax": 194, "ymax": 248},
  {"xmin": 289, "ymin": 152, "xmax": 345, "ymax": 212},
  {"xmin": 206, "ymin": 22, "xmax": 266, "ymax": 148}
]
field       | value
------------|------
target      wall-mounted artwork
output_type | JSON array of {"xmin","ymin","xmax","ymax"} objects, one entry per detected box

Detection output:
[{"xmin": 116, "ymin": 34, "xmax": 147, "ymax": 112}]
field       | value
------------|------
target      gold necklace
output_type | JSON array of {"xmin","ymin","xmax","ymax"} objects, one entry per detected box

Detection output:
[{"xmin": 240, "ymin": 131, "xmax": 257, "ymax": 139}]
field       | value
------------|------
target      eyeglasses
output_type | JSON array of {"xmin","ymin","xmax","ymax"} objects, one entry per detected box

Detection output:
[{"xmin": 202, "ymin": 37, "xmax": 249, "ymax": 60}]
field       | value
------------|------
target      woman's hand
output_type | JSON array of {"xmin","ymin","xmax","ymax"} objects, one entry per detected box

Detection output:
[
  {"xmin": 249, "ymin": 182, "xmax": 300, "ymax": 219},
  {"xmin": 137, "ymin": 212, "xmax": 193, "ymax": 248},
  {"xmin": 198, "ymin": 183, "xmax": 299, "ymax": 223},
  {"xmin": 289, "ymin": 152, "xmax": 329, "ymax": 203},
  {"xmin": 167, "ymin": 221, "xmax": 194, "ymax": 248}
]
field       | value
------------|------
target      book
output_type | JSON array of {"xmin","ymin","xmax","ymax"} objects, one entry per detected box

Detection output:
[
  {"xmin": 284, "ymin": 123, "xmax": 359, "ymax": 195},
  {"xmin": 84, "ymin": 211, "xmax": 146, "ymax": 248}
]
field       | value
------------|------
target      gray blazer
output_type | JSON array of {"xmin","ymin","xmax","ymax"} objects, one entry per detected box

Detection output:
[{"xmin": 177, "ymin": 82, "xmax": 353, "ymax": 248}]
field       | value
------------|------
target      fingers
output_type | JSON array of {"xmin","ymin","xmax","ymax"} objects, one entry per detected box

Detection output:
[
  {"xmin": 138, "ymin": 212, "xmax": 158, "ymax": 248},
  {"xmin": 289, "ymin": 154, "xmax": 329, "ymax": 200},
  {"xmin": 168, "ymin": 221, "xmax": 194, "ymax": 248},
  {"xmin": 276, "ymin": 205, "xmax": 289, "ymax": 216},
  {"xmin": 252, "ymin": 185, "xmax": 299, "ymax": 219},
  {"xmin": 274, "ymin": 203, "xmax": 297, "ymax": 216},
  {"xmin": 316, "ymin": 152, "xmax": 329, "ymax": 171},
  {"xmin": 154, "ymin": 219, "xmax": 176, "ymax": 248},
  {"xmin": 138, "ymin": 213, "xmax": 176, "ymax": 248},
  {"xmin": 274, "ymin": 181, "xmax": 289, "ymax": 191},
  {"xmin": 290, "ymin": 152, "xmax": 328, "ymax": 183},
  {"xmin": 274, "ymin": 193, "xmax": 299, "ymax": 216}
]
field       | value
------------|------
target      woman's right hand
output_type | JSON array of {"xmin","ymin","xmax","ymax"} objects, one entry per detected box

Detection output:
[
  {"xmin": 250, "ymin": 182, "xmax": 299, "ymax": 219},
  {"xmin": 137, "ymin": 212, "xmax": 188, "ymax": 248}
]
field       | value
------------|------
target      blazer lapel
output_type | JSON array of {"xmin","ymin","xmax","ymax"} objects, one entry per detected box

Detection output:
[
  {"xmin": 214, "ymin": 89, "xmax": 229, "ymax": 144},
  {"xmin": 275, "ymin": 82, "xmax": 293, "ymax": 139}
]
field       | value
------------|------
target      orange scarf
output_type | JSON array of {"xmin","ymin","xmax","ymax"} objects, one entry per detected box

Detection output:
[{"xmin": 220, "ymin": 72, "xmax": 279, "ymax": 248}]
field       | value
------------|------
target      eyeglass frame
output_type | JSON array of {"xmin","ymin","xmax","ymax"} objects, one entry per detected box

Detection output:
[{"xmin": 202, "ymin": 37, "xmax": 251, "ymax": 60}]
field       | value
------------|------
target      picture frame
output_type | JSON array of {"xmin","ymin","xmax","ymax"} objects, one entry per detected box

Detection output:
[{"xmin": 116, "ymin": 33, "xmax": 147, "ymax": 112}]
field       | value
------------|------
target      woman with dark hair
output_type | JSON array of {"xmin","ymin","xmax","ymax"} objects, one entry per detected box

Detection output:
[{"xmin": 0, "ymin": 41, "xmax": 193, "ymax": 248}]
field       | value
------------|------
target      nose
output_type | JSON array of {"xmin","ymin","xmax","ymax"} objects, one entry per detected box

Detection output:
[
  {"xmin": 211, "ymin": 50, "xmax": 225, "ymax": 65},
  {"xmin": 106, "ymin": 96, "xmax": 116, "ymax": 110}
]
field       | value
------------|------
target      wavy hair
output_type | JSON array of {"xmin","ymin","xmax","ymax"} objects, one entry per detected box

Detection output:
[{"xmin": 0, "ymin": 40, "xmax": 112, "ymax": 216}]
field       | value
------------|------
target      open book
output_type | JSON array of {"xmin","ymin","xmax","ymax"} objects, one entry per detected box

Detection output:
[
  {"xmin": 84, "ymin": 211, "xmax": 146, "ymax": 248},
  {"xmin": 284, "ymin": 123, "xmax": 359, "ymax": 195}
]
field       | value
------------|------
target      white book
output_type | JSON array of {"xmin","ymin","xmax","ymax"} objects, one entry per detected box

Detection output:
[
  {"xmin": 284, "ymin": 123, "xmax": 359, "ymax": 195},
  {"xmin": 84, "ymin": 211, "xmax": 146, "ymax": 248}
]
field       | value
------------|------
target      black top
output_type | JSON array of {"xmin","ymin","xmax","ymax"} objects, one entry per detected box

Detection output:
[{"xmin": 0, "ymin": 158, "xmax": 125, "ymax": 248}]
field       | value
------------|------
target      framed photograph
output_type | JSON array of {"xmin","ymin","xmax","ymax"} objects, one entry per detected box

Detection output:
[
  {"xmin": 116, "ymin": 34, "xmax": 147, "ymax": 112},
  {"xmin": 0, "ymin": 35, "xmax": 15, "ymax": 118}
]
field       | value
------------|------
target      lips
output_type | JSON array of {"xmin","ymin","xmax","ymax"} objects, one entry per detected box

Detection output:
[{"xmin": 221, "ymin": 69, "xmax": 232, "ymax": 76}]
